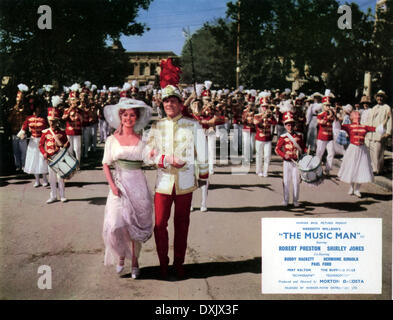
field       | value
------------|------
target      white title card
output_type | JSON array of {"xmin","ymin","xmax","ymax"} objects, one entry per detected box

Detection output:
[{"xmin": 261, "ymin": 218, "xmax": 382, "ymax": 294}]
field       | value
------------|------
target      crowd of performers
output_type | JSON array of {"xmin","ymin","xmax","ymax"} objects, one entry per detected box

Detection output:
[
  {"xmin": 4, "ymin": 76, "xmax": 392, "ymax": 279},
  {"xmin": 5, "ymin": 80, "xmax": 392, "ymax": 207}
]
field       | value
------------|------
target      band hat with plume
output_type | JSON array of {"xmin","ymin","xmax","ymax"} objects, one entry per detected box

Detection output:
[
  {"xmin": 279, "ymin": 100, "xmax": 294, "ymax": 113},
  {"xmin": 17, "ymin": 83, "xmax": 29, "ymax": 92},
  {"xmin": 43, "ymin": 84, "xmax": 53, "ymax": 92},
  {"xmin": 204, "ymin": 80, "xmax": 212, "ymax": 90},
  {"xmin": 322, "ymin": 89, "xmax": 335, "ymax": 105},
  {"xmin": 47, "ymin": 96, "xmax": 63, "ymax": 120},
  {"xmin": 70, "ymin": 83, "xmax": 81, "ymax": 92},
  {"xmin": 195, "ymin": 84, "xmax": 204, "ymax": 98},
  {"xmin": 104, "ymin": 97, "xmax": 152, "ymax": 131}
]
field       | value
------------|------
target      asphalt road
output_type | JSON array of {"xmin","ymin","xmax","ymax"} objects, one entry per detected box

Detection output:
[{"xmin": 0, "ymin": 142, "xmax": 391, "ymax": 300}]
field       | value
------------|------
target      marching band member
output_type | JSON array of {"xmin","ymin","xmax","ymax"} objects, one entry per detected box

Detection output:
[
  {"xmin": 293, "ymin": 93, "xmax": 307, "ymax": 137},
  {"xmin": 214, "ymin": 101, "xmax": 229, "ymax": 165},
  {"xmin": 8, "ymin": 84, "xmax": 29, "ymax": 172},
  {"xmin": 18, "ymin": 103, "xmax": 49, "ymax": 187},
  {"xmin": 275, "ymin": 112, "xmax": 307, "ymax": 207},
  {"xmin": 315, "ymin": 90, "xmax": 336, "ymax": 176},
  {"xmin": 186, "ymin": 86, "xmax": 212, "ymax": 213},
  {"xmin": 62, "ymin": 84, "xmax": 83, "ymax": 163},
  {"xmin": 197, "ymin": 102, "xmax": 225, "ymax": 175},
  {"xmin": 275, "ymin": 89, "xmax": 292, "ymax": 137},
  {"xmin": 254, "ymin": 103, "xmax": 277, "ymax": 177},
  {"xmin": 305, "ymin": 92, "xmax": 323, "ymax": 153},
  {"xmin": 241, "ymin": 102, "xmax": 256, "ymax": 164},
  {"xmin": 338, "ymin": 111, "xmax": 384, "ymax": 197},
  {"xmin": 98, "ymin": 87, "xmax": 110, "ymax": 143},
  {"xmin": 88, "ymin": 96, "xmax": 99, "ymax": 152},
  {"xmin": 81, "ymin": 96, "xmax": 92, "ymax": 159},
  {"xmin": 39, "ymin": 99, "xmax": 70, "ymax": 204},
  {"xmin": 230, "ymin": 97, "xmax": 243, "ymax": 155}
]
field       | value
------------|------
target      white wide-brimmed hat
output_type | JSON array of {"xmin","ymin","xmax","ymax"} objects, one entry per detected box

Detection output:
[{"xmin": 104, "ymin": 97, "xmax": 152, "ymax": 131}]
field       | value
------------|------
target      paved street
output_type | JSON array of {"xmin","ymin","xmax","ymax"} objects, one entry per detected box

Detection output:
[{"xmin": 0, "ymin": 139, "xmax": 391, "ymax": 300}]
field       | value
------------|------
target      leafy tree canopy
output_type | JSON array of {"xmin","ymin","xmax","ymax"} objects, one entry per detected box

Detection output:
[
  {"xmin": 181, "ymin": 0, "xmax": 392, "ymax": 103},
  {"xmin": 0, "ymin": 0, "xmax": 152, "ymax": 89}
]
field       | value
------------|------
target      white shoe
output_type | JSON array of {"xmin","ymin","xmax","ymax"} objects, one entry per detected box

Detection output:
[
  {"xmin": 200, "ymin": 206, "xmax": 208, "ymax": 212},
  {"xmin": 263, "ymin": 172, "xmax": 268, "ymax": 177},
  {"xmin": 60, "ymin": 197, "xmax": 68, "ymax": 203},
  {"xmin": 257, "ymin": 173, "xmax": 263, "ymax": 177},
  {"xmin": 131, "ymin": 267, "xmax": 140, "ymax": 279},
  {"xmin": 46, "ymin": 197, "xmax": 57, "ymax": 204},
  {"xmin": 354, "ymin": 190, "xmax": 362, "ymax": 198},
  {"xmin": 282, "ymin": 201, "xmax": 288, "ymax": 207},
  {"xmin": 348, "ymin": 187, "xmax": 354, "ymax": 195},
  {"xmin": 33, "ymin": 182, "xmax": 40, "ymax": 188},
  {"xmin": 293, "ymin": 202, "xmax": 300, "ymax": 208},
  {"xmin": 42, "ymin": 182, "xmax": 49, "ymax": 187},
  {"xmin": 116, "ymin": 265, "xmax": 124, "ymax": 274}
]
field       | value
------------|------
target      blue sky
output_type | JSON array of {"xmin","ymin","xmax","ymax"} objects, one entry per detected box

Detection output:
[{"xmin": 121, "ymin": 0, "xmax": 378, "ymax": 55}]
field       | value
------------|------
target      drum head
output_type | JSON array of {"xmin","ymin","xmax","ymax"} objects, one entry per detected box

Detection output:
[{"xmin": 298, "ymin": 155, "xmax": 321, "ymax": 172}]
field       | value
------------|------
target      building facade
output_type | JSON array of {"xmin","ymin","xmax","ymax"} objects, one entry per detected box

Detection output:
[{"xmin": 125, "ymin": 51, "xmax": 178, "ymax": 87}]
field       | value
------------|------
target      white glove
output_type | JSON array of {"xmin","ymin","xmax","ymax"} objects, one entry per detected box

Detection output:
[
  {"xmin": 376, "ymin": 124, "xmax": 385, "ymax": 135},
  {"xmin": 16, "ymin": 129, "xmax": 26, "ymax": 139}
]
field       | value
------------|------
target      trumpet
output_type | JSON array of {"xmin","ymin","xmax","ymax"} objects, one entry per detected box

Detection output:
[{"xmin": 326, "ymin": 107, "xmax": 336, "ymax": 120}]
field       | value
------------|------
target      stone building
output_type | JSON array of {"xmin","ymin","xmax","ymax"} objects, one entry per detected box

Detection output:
[{"xmin": 125, "ymin": 51, "xmax": 178, "ymax": 87}]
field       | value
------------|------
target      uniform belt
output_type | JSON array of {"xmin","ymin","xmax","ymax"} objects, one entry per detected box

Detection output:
[{"xmin": 116, "ymin": 159, "xmax": 143, "ymax": 170}]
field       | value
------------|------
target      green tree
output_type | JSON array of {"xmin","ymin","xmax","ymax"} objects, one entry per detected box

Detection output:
[
  {"xmin": 370, "ymin": 0, "xmax": 393, "ymax": 104},
  {"xmin": 0, "ymin": 0, "xmax": 152, "ymax": 88},
  {"xmin": 181, "ymin": 20, "xmax": 237, "ymax": 88},
  {"xmin": 181, "ymin": 0, "xmax": 389, "ymax": 104}
]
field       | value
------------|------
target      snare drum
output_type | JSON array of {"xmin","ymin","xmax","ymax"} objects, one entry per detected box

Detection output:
[
  {"xmin": 297, "ymin": 155, "xmax": 323, "ymax": 184},
  {"xmin": 48, "ymin": 148, "xmax": 79, "ymax": 179}
]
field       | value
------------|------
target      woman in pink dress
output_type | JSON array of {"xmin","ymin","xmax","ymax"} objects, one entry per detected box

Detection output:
[{"xmin": 102, "ymin": 98, "xmax": 153, "ymax": 278}]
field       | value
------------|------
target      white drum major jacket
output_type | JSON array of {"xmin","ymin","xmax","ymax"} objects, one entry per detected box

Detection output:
[{"xmin": 144, "ymin": 114, "xmax": 209, "ymax": 195}]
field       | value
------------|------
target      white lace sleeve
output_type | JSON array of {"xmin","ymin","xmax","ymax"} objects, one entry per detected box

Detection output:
[{"xmin": 102, "ymin": 135, "xmax": 113, "ymax": 165}]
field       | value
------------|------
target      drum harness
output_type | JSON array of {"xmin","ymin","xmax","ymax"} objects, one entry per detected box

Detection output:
[{"xmin": 47, "ymin": 128, "xmax": 64, "ymax": 160}]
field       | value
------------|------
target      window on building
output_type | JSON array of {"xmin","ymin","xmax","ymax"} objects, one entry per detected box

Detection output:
[
  {"xmin": 139, "ymin": 63, "xmax": 146, "ymax": 76},
  {"xmin": 150, "ymin": 63, "xmax": 157, "ymax": 76}
]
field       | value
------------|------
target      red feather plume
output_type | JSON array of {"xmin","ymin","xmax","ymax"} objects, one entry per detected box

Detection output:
[{"xmin": 160, "ymin": 58, "xmax": 182, "ymax": 89}]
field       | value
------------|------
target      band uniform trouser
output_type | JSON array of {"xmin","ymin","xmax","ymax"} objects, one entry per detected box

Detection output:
[
  {"xmin": 283, "ymin": 160, "xmax": 300, "ymax": 204},
  {"xmin": 255, "ymin": 140, "xmax": 272, "ymax": 175},
  {"xmin": 316, "ymin": 139, "xmax": 335, "ymax": 173},
  {"xmin": 154, "ymin": 186, "xmax": 193, "ymax": 268},
  {"xmin": 67, "ymin": 135, "xmax": 82, "ymax": 163},
  {"xmin": 48, "ymin": 166, "xmax": 65, "ymax": 199},
  {"xmin": 242, "ymin": 130, "xmax": 256, "ymax": 163}
]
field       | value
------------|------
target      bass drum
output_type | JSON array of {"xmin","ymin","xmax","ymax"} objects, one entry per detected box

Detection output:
[
  {"xmin": 48, "ymin": 148, "xmax": 79, "ymax": 179},
  {"xmin": 297, "ymin": 154, "xmax": 323, "ymax": 185}
]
